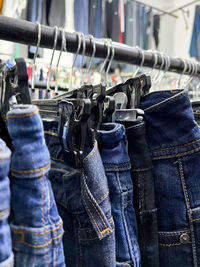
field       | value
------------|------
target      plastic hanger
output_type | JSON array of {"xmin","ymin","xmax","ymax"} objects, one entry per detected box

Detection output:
[
  {"xmin": 105, "ymin": 39, "xmax": 115, "ymax": 85},
  {"xmin": 133, "ymin": 46, "xmax": 145, "ymax": 77},
  {"xmin": 100, "ymin": 38, "xmax": 111, "ymax": 84}
]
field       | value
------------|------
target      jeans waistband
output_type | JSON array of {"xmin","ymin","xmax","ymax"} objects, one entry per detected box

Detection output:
[{"xmin": 140, "ymin": 89, "xmax": 200, "ymax": 155}]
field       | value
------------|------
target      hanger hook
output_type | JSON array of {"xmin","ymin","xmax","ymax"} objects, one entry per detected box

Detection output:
[
  {"xmin": 157, "ymin": 54, "xmax": 171, "ymax": 84},
  {"xmin": 148, "ymin": 50, "xmax": 158, "ymax": 76},
  {"xmin": 133, "ymin": 46, "xmax": 145, "ymax": 77},
  {"xmin": 47, "ymin": 26, "xmax": 58, "ymax": 94},
  {"xmin": 80, "ymin": 32, "xmax": 86, "ymax": 85},
  {"xmin": 106, "ymin": 39, "xmax": 115, "ymax": 85},
  {"xmin": 154, "ymin": 52, "xmax": 165, "ymax": 83},
  {"xmin": 86, "ymin": 34, "xmax": 96, "ymax": 74},
  {"xmin": 100, "ymin": 38, "xmax": 111, "ymax": 83},
  {"xmin": 177, "ymin": 58, "xmax": 187, "ymax": 88},
  {"xmin": 31, "ymin": 21, "xmax": 41, "ymax": 94},
  {"xmin": 185, "ymin": 60, "xmax": 196, "ymax": 88},
  {"xmin": 70, "ymin": 32, "xmax": 81, "ymax": 90},
  {"xmin": 55, "ymin": 28, "xmax": 67, "ymax": 95}
]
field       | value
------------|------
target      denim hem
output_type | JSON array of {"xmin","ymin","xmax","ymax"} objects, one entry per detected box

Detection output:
[
  {"xmin": 6, "ymin": 104, "xmax": 38, "ymax": 119},
  {"xmin": 11, "ymin": 218, "xmax": 64, "ymax": 252},
  {"xmin": 151, "ymin": 139, "xmax": 200, "ymax": 159},
  {"xmin": 142, "ymin": 89, "xmax": 187, "ymax": 112},
  {"xmin": 103, "ymin": 161, "xmax": 131, "ymax": 171},
  {"xmin": 10, "ymin": 162, "xmax": 51, "ymax": 179},
  {"xmin": 0, "ymin": 252, "xmax": 14, "ymax": 267}
]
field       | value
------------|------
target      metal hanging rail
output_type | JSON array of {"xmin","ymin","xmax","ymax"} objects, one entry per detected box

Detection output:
[
  {"xmin": 0, "ymin": 16, "xmax": 199, "ymax": 76},
  {"xmin": 169, "ymin": 0, "xmax": 200, "ymax": 14},
  {"xmin": 130, "ymin": 0, "xmax": 178, "ymax": 18}
]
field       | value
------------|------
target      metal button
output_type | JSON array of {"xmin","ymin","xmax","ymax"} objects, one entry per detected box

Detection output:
[
  {"xmin": 180, "ymin": 233, "xmax": 190, "ymax": 244},
  {"xmin": 122, "ymin": 264, "xmax": 131, "ymax": 267}
]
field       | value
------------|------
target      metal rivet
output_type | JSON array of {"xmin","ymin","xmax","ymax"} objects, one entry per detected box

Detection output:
[
  {"xmin": 122, "ymin": 264, "xmax": 131, "ymax": 267},
  {"xmin": 180, "ymin": 233, "xmax": 190, "ymax": 244}
]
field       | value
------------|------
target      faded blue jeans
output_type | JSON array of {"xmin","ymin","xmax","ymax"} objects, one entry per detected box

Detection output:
[
  {"xmin": 141, "ymin": 89, "xmax": 200, "ymax": 267},
  {"xmin": 99, "ymin": 123, "xmax": 140, "ymax": 267},
  {"xmin": 7, "ymin": 105, "xmax": 65, "ymax": 267},
  {"xmin": 43, "ymin": 117, "xmax": 116, "ymax": 267},
  {"xmin": 0, "ymin": 139, "xmax": 14, "ymax": 267}
]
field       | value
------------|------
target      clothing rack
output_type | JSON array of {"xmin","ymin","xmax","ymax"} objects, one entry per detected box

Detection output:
[
  {"xmin": 0, "ymin": 16, "xmax": 199, "ymax": 76},
  {"xmin": 169, "ymin": 0, "xmax": 200, "ymax": 14},
  {"xmin": 128, "ymin": 0, "xmax": 177, "ymax": 18}
]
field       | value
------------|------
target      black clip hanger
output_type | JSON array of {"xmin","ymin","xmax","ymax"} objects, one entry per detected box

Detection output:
[
  {"xmin": 58, "ymin": 98, "xmax": 91, "ymax": 168},
  {"xmin": 103, "ymin": 96, "xmax": 115, "ymax": 122}
]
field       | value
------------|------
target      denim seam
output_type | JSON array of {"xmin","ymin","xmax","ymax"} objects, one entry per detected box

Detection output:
[
  {"xmin": 79, "ymin": 228, "xmax": 115, "ymax": 241},
  {"xmin": 44, "ymin": 131, "xmax": 58, "ymax": 137},
  {"xmin": 51, "ymin": 157, "xmax": 64, "ymax": 163},
  {"xmin": 11, "ymin": 221, "xmax": 63, "ymax": 235},
  {"xmin": 13, "ymin": 230, "xmax": 64, "ymax": 248},
  {"xmin": 152, "ymin": 146, "xmax": 200, "ymax": 160},
  {"xmin": 10, "ymin": 162, "xmax": 51, "ymax": 174},
  {"xmin": 151, "ymin": 139, "xmax": 200, "ymax": 153},
  {"xmin": 189, "ymin": 209, "xmax": 200, "ymax": 214},
  {"xmin": 178, "ymin": 158, "xmax": 198, "ymax": 267},
  {"xmin": 83, "ymin": 142, "xmax": 97, "ymax": 163},
  {"xmin": 96, "ymin": 190, "xmax": 109, "ymax": 204},
  {"xmin": 6, "ymin": 108, "xmax": 39, "ymax": 119},
  {"xmin": 84, "ymin": 187, "xmax": 110, "ymax": 235},
  {"xmin": 144, "ymin": 90, "xmax": 187, "ymax": 112},
  {"xmin": 44, "ymin": 177, "xmax": 56, "ymax": 230},
  {"xmin": 82, "ymin": 192, "xmax": 110, "ymax": 237},
  {"xmin": 158, "ymin": 231, "xmax": 190, "ymax": 236},
  {"xmin": 0, "ymin": 209, "xmax": 9, "ymax": 217},
  {"xmin": 40, "ymin": 172, "xmax": 50, "ymax": 265},
  {"xmin": 190, "ymin": 218, "xmax": 200, "ymax": 223},
  {"xmin": 116, "ymin": 172, "xmax": 136, "ymax": 266},
  {"xmin": 159, "ymin": 242, "xmax": 192, "ymax": 247},
  {"xmin": 79, "ymin": 219, "xmax": 114, "ymax": 233}
]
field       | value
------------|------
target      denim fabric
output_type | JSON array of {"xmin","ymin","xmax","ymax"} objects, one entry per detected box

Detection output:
[
  {"xmin": 140, "ymin": 89, "xmax": 200, "ymax": 267},
  {"xmin": 7, "ymin": 105, "xmax": 65, "ymax": 267},
  {"xmin": 99, "ymin": 123, "xmax": 140, "ymax": 267},
  {"xmin": 43, "ymin": 119, "xmax": 115, "ymax": 267},
  {"xmin": 0, "ymin": 139, "xmax": 14, "ymax": 267},
  {"xmin": 126, "ymin": 121, "xmax": 159, "ymax": 267}
]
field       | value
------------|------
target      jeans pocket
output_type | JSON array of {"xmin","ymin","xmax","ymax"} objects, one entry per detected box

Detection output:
[{"xmin": 158, "ymin": 229, "xmax": 193, "ymax": 267}]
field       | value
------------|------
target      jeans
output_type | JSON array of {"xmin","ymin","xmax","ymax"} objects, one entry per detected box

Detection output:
[
  {"xmin": 140, "ymin": 89, "xmax": 200, "ymax": 267},
  {"xmin": 43, "ymin": 118, "xmax": 115, "ymax": 267},
  {"xmin": 126, "ymin": 121, "xmax": 159, "ymax": 267},
  {"xmin": 7, "ymin": 105, "xmax": 65, "ymax": 267},
  {"xmin": 99, "ymin": 123, "xmax": 140, "ymax": 267},
  {"xmin": 0, "ymin": 139, "xmax": 14, "ymax": 267}
]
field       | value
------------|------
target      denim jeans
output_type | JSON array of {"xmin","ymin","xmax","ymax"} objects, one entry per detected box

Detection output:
[
  {"xmin": 43, "ymin": 118, "xmax": 115, "ymax": 267},
  {"xmin": 99, "ymin": 123, "xmax": 140, "ymax": 267},
  {"xmin": 0, "ymin": 139, "xmax": 14, "ymax": 267},
  {"xmin": 7, "ymin": 105, "xmax": 65, "ymax": 267},
  {"xmin": 140, "ymin": 89, "xmax": 200, "ymax": 267},
  {"xmin": 126, "ymin": 121, "xmax": 159, "ymax": 267}
]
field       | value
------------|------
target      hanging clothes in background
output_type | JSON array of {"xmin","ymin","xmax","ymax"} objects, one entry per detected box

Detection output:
[
  {"xmin": 105, "ymin": 0, "xmax": 119, "ymax": 42},
  {"xmin": 190, "ymin": 5, "xmax": 200, "ymax": 61},
  {"xmin": 74, "ymin": 0, "xmax": 89, "ymax": 67},
  {"xmin": 89, "ymin": 0, "xmax": 102, "ymax": 38},
  {"xmin": 2, "ymin": 0, "xmax": 26, "ymax": 18},
  {"xmin": 153, "ymin": 14, "xmax": 160, "ymax": 49},
  {"xmin": 42, "ymin": 0, "xmax": 65, "ymax": 28},
  {"xmin": 145, "ymin": 8, "xmax": 154, "ymax": 50},
  {"xmin": 26, "ymin": 0, "xmax": 43, "ymax": 58},
  {"xmin": 118, "ymin": 0, "xmax": 124, "ymax": 44}
]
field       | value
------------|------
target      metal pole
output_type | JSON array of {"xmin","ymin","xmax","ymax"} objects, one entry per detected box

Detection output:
[
  {"xmin": 169, "ymin": 0, "xmax": 200, "ymax": 14},
  {"xmin": 133, "ymin": 0, "xmax": 178, "ymax": 18},
  {"xmin": 0, "ymin": 16, "xmax": 199, "ymax": 75}
]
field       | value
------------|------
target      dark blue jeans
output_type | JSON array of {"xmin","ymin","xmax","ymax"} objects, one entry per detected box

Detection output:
[
  {"xmin": 99, "ymin": 123, "xmax": 140, "ymax": 267},
  {"xmin": 7, "ymin": 105, "xmax": 65, "ymax": 267},
  {"xmin": 0, "ymin": 139, "xmax": 14, "ymax": 266},
  {"xmin": 43, "ymin": 119, "xmax": 116, "ymax": 267},
  {"xmin": 141, "ymin": 89, "xmax": 200, "ymax": 267},
  {"xmin": 126, "ymin": 121, "xmax": 159, "ymax": 267}
]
